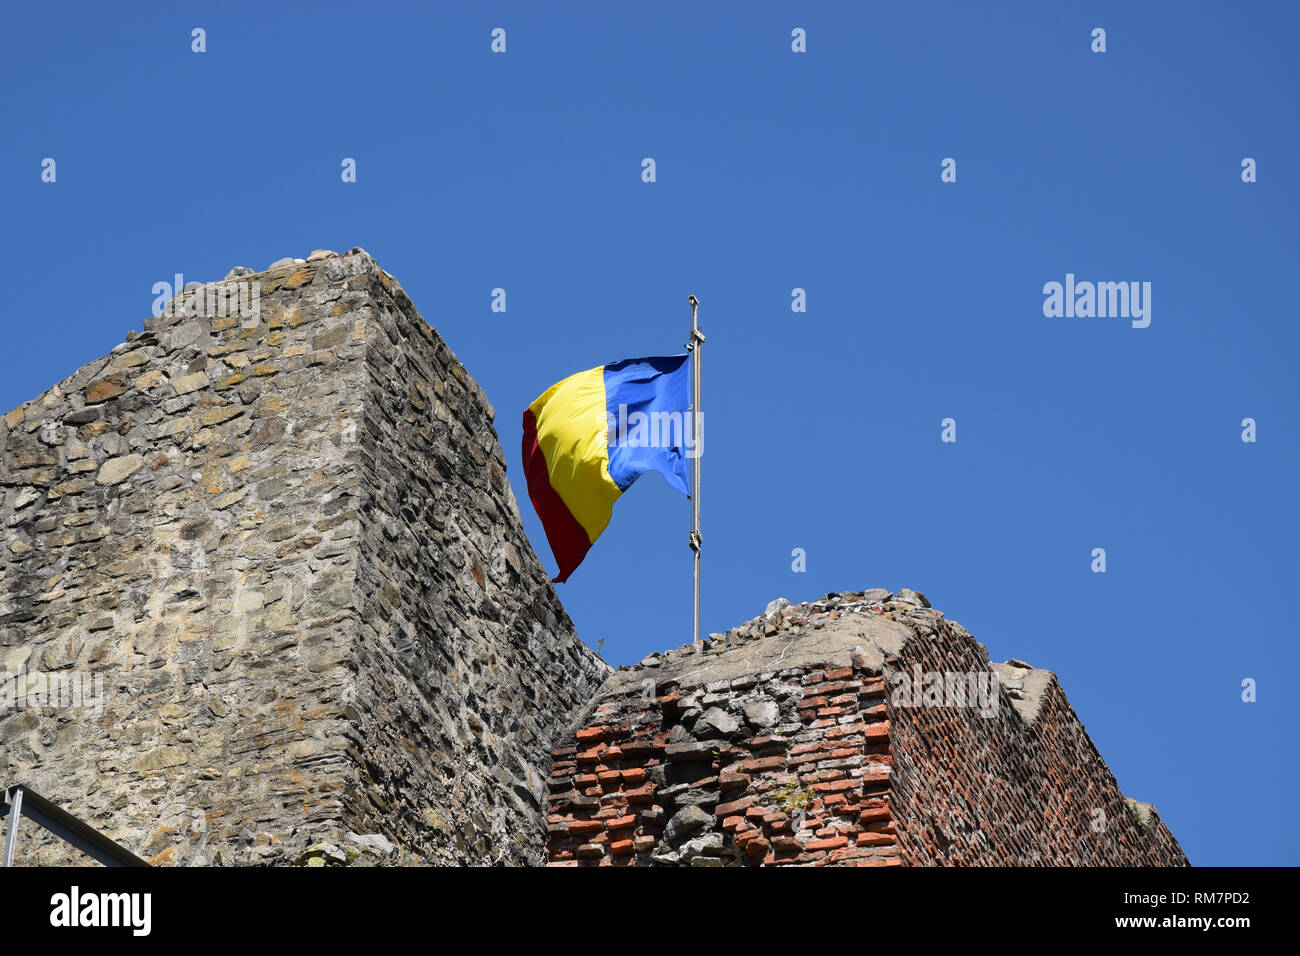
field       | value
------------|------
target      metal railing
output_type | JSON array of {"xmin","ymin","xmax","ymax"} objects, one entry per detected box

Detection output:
[{"xmin": 1, "ymin": 784, "xmax": 148, "ymax": 867}]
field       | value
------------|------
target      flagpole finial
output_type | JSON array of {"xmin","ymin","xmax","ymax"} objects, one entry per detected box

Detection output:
[{"xmin": 687, "ymin": 295, "xmax": 704, "ymax": 348}]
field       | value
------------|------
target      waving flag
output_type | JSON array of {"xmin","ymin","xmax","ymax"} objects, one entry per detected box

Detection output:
[{"xmin": 522, "ymin": 354, "xmax": 693, "ymax": 582}]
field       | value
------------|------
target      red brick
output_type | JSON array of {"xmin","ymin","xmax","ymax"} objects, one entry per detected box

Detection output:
[
  {"xmin": 805, "ymin": 835, "xmax": 849, "ymax": 851},
  {"xmin": 856, "ymin": 831, "xmax": 895, "ymax": 847},
  {"xmin": 863, "ymin": 721, "xmax": 890, "ymax": 741},
  {"xmin": 568, "ymin": 820, "xmax": 605, "ymax": 836},
  {"xmin": 575, "ymin": 726, "xmax": 609, "ymax": 743},
  {"xmin": 625, "ymin": 784, "xmax": 657, "ymax": 804},
  {"xmin": 829, "ymin": 847, "xmax": 881, "ymax": 863},
  {"xmin": 826, "ymin": 723, "xmax": 865, "ymax": 739},
  {"xmin": 609, "ymin": 839, "xmax": 635, "ymax": 856},
  {"xmin": 620, "ymin": 767, "xmax": 647, "ymax": 785},
  {"xmin": 715, "ymin": 795, "xmax": 756, "ymax": 816},
  {"xmin": 739, "ymin": 756, "xmax": 786, "ymax": 773}
]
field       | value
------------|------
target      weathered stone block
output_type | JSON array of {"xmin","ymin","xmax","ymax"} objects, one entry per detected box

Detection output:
[{"xmin": 0, "ymin": 250, "xmax": 608, "ymax": 867}]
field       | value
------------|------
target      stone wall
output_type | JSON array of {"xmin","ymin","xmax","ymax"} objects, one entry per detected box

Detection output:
[
  {"xmin": 348, "ymin": 264, "xmax": 609, "ymax": 865},
  {"xmin": 546, "ymin": 589, "xmax": 1186, "ymax": 866},
  {"xmin": 0, "ymin": 249, "xmax": 606, "ymax": 865}
]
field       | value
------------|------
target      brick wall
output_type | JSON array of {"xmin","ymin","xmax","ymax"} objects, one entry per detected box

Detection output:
[
  {"xmin": 547, "ymin": 590, "xmax": 1187, "ymax": 866},
  {"xmin": 886, "ymin": 608, "xmax": 1185, "ymax": 865},
  {"xmin": 547, "ymin": 663, "xmax": 903, "ymax": 866}
]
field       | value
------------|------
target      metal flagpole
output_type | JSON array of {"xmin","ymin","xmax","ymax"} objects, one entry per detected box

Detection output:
[{"xmin": 687, "ymin": 295, "xmax": 704, "ymax": 649}]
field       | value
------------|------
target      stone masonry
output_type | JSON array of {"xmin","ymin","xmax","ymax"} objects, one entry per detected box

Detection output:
[
  {"xmin": 0, "ymin": 251, "xmax": 1185, "ymax": 867},
  {"xmin": 546, "ymin": 589, "xmax": 1187, "ymax": 866},
  {"xmin": 0, "ymin": 249, "xmax": 608, "ymax": 866}
]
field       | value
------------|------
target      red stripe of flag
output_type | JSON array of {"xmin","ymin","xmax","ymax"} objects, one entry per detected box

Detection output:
[{"xmin": 521, "ymin": 408, "xmax": 593, "ymax": 583}]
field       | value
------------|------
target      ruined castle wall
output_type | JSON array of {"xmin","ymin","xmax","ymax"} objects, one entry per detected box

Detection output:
[
  {"xmin": 547, "ymin": 591, "xmax": 1187, "ymax": 867},
  {"xmin": 546, "ymin": 595, "xmax": 915, "ymax": 866},
  {"xmin": 546, "ymin": 659, "xmax": 907, "ymax": 867},
  {"xmin": 1, "ymin": 247, "xmax": 1181, "ymax": 868},
  {"xmin": 883, "ymin": 603, "xmax": 1186, "ymax": 865},
  {"xmin": 1, "ymin": 250, "xmax": 608, "ymax": 866},
  {"xmin": 347, "ymin": 268, "xmax": 610, "ymax": 865},
  {"xmin": 0, "ymin": 253, "xmax": 371, "ymax": 864}
]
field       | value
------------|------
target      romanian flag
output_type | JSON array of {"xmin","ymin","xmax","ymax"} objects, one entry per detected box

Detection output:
[{"xmin": 522, "ymin": 355, "xmax": 693, "ymax": 582}]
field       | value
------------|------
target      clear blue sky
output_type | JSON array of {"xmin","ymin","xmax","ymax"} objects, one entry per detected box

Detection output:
[{"xmin": 2, "ymin": 2, "xmax": 1295, "ymax": 867}]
